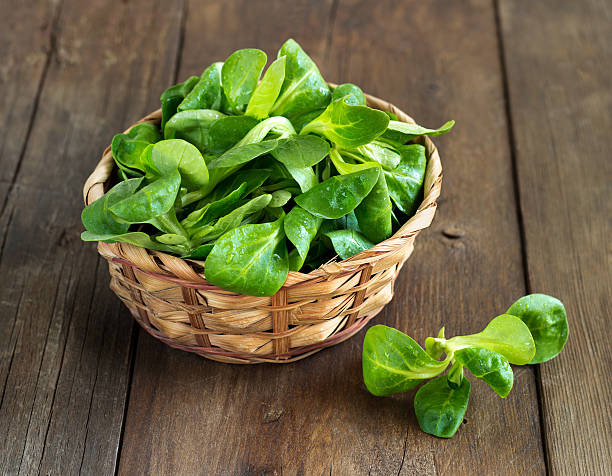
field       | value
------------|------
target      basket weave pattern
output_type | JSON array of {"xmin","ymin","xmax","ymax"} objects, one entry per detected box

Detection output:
[{"xmin": 83, "ymin": 92, "xmax": 442, "ymax": 363}]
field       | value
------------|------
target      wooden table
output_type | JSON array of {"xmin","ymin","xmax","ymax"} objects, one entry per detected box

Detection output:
[{"xmin": 1, "ymin": 1, "xmax": 610, "ymax": 474}]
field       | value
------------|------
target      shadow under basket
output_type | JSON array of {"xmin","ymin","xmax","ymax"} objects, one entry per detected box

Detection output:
[{"xmin": 82, "ymin": 91, "xmax": 443, "ymax": 364}]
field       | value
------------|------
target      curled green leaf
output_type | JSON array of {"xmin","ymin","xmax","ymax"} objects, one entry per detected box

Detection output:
[
  {"xmin": 414, "ymin": 375, "xmax": 470, "ymax": 438},
  {"xmin": 507, "ymin": 294, "xmax": 569, "ymax": 363},
  {"xmin": 362, "ymin": 325, "xmax": 450, "ymax": 396},
  {"xmin": 454, "ymin": 347, "xmax": 513, "ymax": 398}
]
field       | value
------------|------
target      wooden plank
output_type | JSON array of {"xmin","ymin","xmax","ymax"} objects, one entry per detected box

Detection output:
[
  {"xmin": 0, "ymin": 1, "xmax": 183, "ymax": 474},
  {"xmin": 119, "ymin": 1, "xmax": 545, "ymax": 474},
  {"xmin": 498, "ymin": 1, "xmax": 612, "ymax": 474},
  {"xmin": 0, "ymin": 0, "xmax": 59, "ymax": 184}
]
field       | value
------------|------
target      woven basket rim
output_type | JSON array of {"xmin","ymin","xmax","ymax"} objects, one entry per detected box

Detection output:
[{"xmin": 82, "ymin": 88, "xmax": 442, "ymax": 295}]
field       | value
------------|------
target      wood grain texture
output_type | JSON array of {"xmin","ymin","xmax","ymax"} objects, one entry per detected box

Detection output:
[
  {"xmin": 0, "ymin": 0, "xmax": 60, "ymax": 184},
  {"xmin": 498, "ymin": 0, "xmax": 612, "ymax": 474},
  {"xmin": 0, "ymin": 0, "xmax": 182, "ymax": 474},
  {"xmin": 118, "ymin": 1, "xmax": 545, "ymax": 474}
]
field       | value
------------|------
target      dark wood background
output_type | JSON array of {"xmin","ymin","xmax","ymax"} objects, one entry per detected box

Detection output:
[{"xmin": 1, "ymin": 0, "xmax": 610, "ymax": 474}]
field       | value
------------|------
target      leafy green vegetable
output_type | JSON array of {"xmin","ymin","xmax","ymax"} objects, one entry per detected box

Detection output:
[
  {"xmin": 363, "ymin": 295, "xmax": 567, "ymax": 438},
  {"xmin": 83, "ymin": 39, "xmax": 455, "ymax": 296},
  {"xmin": 160, "ymin": 76, "xmax": 200, "ymax": 130},
  {"xmin": 507, "ymin": 294, "xmax": 569, "ymax": 363},
  {"xmin": 271, "ymin": 135, "xmax": 330, "ymax": 168},
  {"xmin": 207, "ymin": 115, "xmax": 260, "ymax": 154},
  {"xmin": 445, "ymin": 314, "xmax": 536, "ymax": 365},
  {"xmin": 284, "ymin": 206, "xmax": 322, "ymax": 271},
  {"xmin": 325, "ymin": 229, "xmax": 374, "ymax": 259},
  {"xmin": 354, "ymin": 141, "xmax": 401, "ymax": 169},
  {"xmin": 284, "ymin": 163, "xmax": 318, "ymax": 193},
  {"xmin": 354, "ymin": 174, "xmax": 392, "ymax": 243},
  {"xmin": 290, "ymin": 108, "xmax": 326, "ymax": 132},
  {"xmin": 183, "ymin": 243, "xmax": 214, "ymax": 259},
  {"xmin": 178, "ymin": 62, "xmax": 223, "ymax": 112},
  {"xmin": 271, "ymin": 39, "xmax": 331, "ymax": 117},
  {"xmin": 221, "ymin": 48, "xmax": 267, "ymax": 113},
  {"xmin": 189, "ymin": 194, "xmax": 272, "ymax": 245},
  {"xmin": 82, "ymin": 178, "xmax": 143, "ymax": 235},
  {"xmin": 301, "ymin": 98, "xmax": 390, "ymax": 148},
  {"xmin": 268, "ymin": 189, "xmax": 292, "ymax": 207},
  {"xmin": 110, "ymin": 169, "xmax": 181, "ymax": 224},
  {"xmin": 294, "ymin": 167, "xmax": 380, "ymax": 219},
  {"xmin": 246, "ymin": 56, "xmax": 286, "ymax": 119},
  {"xmin": 181, "ymin": 183, "xmax": 247, "ymax": 229},
  {"xmin": 205, "ymin": 216, "xmax": 289, "ymax": 296},
  {"xmin": 82, "ymin": 230, "xmax": 184, "ymax": 254},
  {"xmin": 363, "ymin": 325, "xmax": 450, "ymax": 396},
  {"xmin": 111, "ymin": 123, "xmax": 162, "ymax": 176},
  {"xmin": 236, "ymin": 116, "xmax": 295, "ymax": 146},
  {"xmin": 384, "ymin": 144, "xmax": 427, "ymax": 215},
  {"xmin": 414, "ymin": 376, "xmax": 470, "ymax": 438},
  {"xmin": 385, "ymin": 119, "xmax": 455, "ymax": 142},
  {"xmin": 164, "ymin": 109, "xmax": 225, "ymax": 153},
  {"xmin": 454, "ymin": 347, "xmax": 513, "ymax": 398},
  {"xmin": 141, "ymin": 139, "xmax": 209, "ymax": 191},
  {"xmin": 332, "ymin": 83, "xmax": 366, "ymax": 106}
]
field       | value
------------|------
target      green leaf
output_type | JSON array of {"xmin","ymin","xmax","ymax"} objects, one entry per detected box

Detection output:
[
  {"xmin": 268, "ymin": 189, "xmax": 292, "ymax": 207},
  {"xmin": 362, "ymin": 325, "xmax": 450, "ymax": 396},
  {"xmin": 331, "ymin": 83, "xmax": 366, "ymax": 106},
  {"xmin": 189, "ymin": 194, "xmax": 272, "ymax": 244},
  {"xmin": 141, "ymin": 139, "xmax": 209, "ymax": 191},
  {"xmin": 156, "ymin": 233, "xmax": 188, "ymax": 245},
  {"xmin": 354, "ymin": 174, "xmax": 392, "ymax": 243},
  {"xmin": 385, "ymin": 119, "xmax": 455, "ymax": 142},
  {"xmin": 384, "ymin": 144, "xmax": 427, "ymax": 215},
  {"xmin": 182, "ymin": 243, "xmax": 214, "ymax": 259},
  {"xmin": 209, "ymin": 169, "xmax": 271, "ymax": 201},
  {"xmin": 246, "ymin": 56, "xmax": 286, "ymax": 119},
  {"xmin": 160, "ymin": 76, "xmax": 200, "ymax": 130},
  {"xmin": 111, "ymin": 123, "xmax": 161, "ymax": 175},
  {"xmin": 82, "ymin": 177, "xmax": 143, "ymax": 235},
  {"xmin": 221, "ymin": 48, "xmax": 267, "ymax": 112},
  {"xmin": 507, "ymin": 294, "xmax": 569, "ymax": 363},
  {"xmin": 205, "ymin": 216, "xmax": 289, "ymax": 296},
  {"xmin": 178, "ymin": 62, "xmax": 223, "ymax": 112},
  {"xmin": 207, "ymin": 115, "xmax": 260, "ymax": 154},
  {"xmin": 181, "ymin": 182, "xmax": 247, "ymax": 229},
  {"xmin": 446, "ymin": 314, "xmax": 536, "ymax": 365},
  {"xmin": 271, "ymin": 135, "xmax": 330, "ymax": 168},
  {"xmin": 164, "ymin": 109, "xmax": 225, "ymax": 153},
  {"xmin": 271, "ymin": 39, "xmax": 331, "ymax": 117},
  {"xmin": 284, "ymin": 163, "xmax": 317, "ymax": 193},
  {"xmin": 329, "ymin": 148, "xmax": 380, "ymax": 175},
  {"xmin": 290, "ymin": 108, "xmax": 326, "ymax": 132},
  {"xmin": 110, "ymin": 169, "xmax": 181, "ymax": 224},
  {"xmin": 414, "ymin": 375, "xmax": 470, "ymax": 438},
  {"xmin": 294, "ymin": 167, "xmax": 380, "ymax": 219},
  {"xmin": 207, "ymin": 140, "xmax": 279, "ymax": 181},
  {"xmin": 355, "ymin": 141, "xmax": 401, "ymax": 169},
  {"xmin": 300, "ymin": 99, "xmax": 389, "ymax": 148},
  {"xmin": 284, "ymin": 206, "xmax": 322, "ymax": 271},
  {"xmin": 454, "ymin": 347, "xmax": 513, "ymax": 398},
  {"xmin": 81, "ymin": 231, "xmax": 183, "ymax": 254},
  {"xmin": 325, "ymin": 229, "xmax": 374, "ymax": 259}
]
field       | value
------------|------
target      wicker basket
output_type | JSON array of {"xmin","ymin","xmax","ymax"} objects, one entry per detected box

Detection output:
[{"xmin": 82, "ymin": 91, "xmax": 442, "ymax": 364}]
